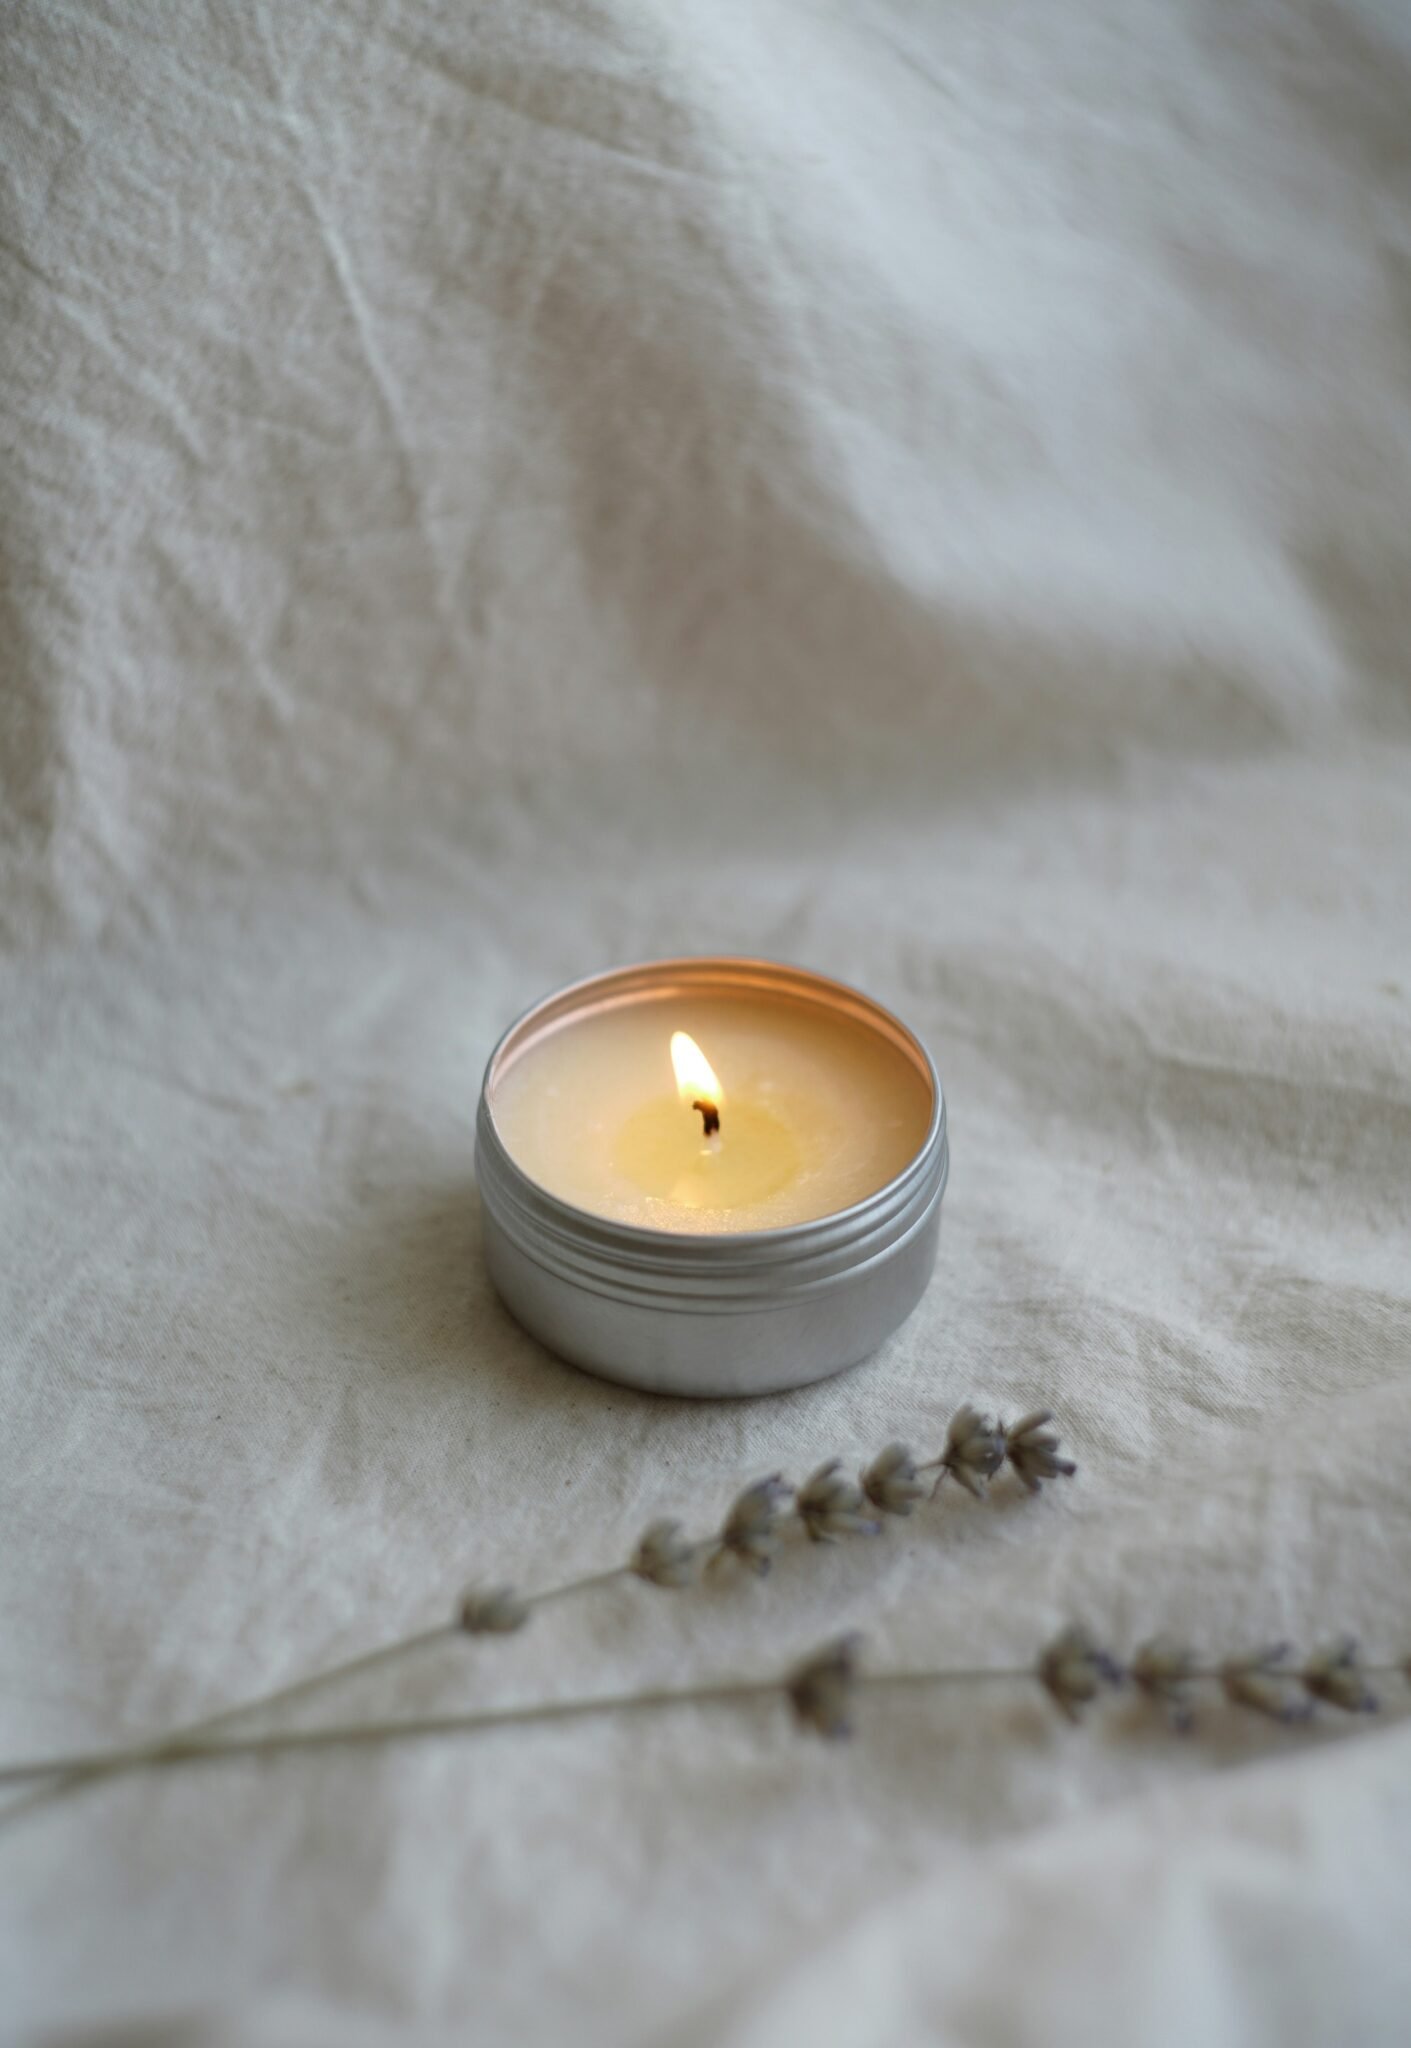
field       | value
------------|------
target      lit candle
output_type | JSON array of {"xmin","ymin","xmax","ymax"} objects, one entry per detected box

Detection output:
[
  {"xmin": 490, "ymin": 986, "xmax": 932, "ymax": 1234},
  {"xmin": 476, "ymin": 959, "xmax": 949, "ymax": 1396}
]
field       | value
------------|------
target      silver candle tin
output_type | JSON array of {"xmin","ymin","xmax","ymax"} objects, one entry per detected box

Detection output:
[{"xmin": 475, "ymin": 959, "xmax": 948, "ymax": 1398}]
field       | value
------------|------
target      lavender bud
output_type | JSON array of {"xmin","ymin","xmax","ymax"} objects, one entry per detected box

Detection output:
[
  {"xmin": 796, "ymin": 1459, "xmax": 881, "ymax": 1544},
  {"xmin": 1131, "ymin": 1637, "xmax": 1200, "ymax": 1731},
  {"xmin": 718, "ymin": 1474, "xmax": 794, "ymax": 1576},
  {"xmin": 1002, "ymin": 1410, "xmax": 1077, "ymax": 1494},
  {"xmin": 1221, "ymin": 1645, "xmax": 1314, "ymax": 1723},
  {"xmin": 630, "ymin": 1519, "xmax": 700, "ymax": 1590},
  {"xmin": 939, "ymin": 1406, "xmax": 1005, "ymax": 1498},
  {"xmin": 788, "ymin": 1635, "xmax": 862, "ymax": 1740},
  {"xmin": 1038, "ymin": 1625, "xmax": 1124, "ymax": 1722},
  {"xmin": 861, "ymin": 1443, "xmax": 928, "ymax": 1517},
  {"xmin": 458, "ymin": 1586, "xmax": 530, "ymax": 1636},
  {"xmin": 1303, "ymin": 1637, "xmax": 1379, "ymax": 1715}
]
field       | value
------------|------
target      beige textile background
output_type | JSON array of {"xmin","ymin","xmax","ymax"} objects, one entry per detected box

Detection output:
[{"xmin": 3, "ymin": 1, "xmax": 1411, "ymax": 2042}]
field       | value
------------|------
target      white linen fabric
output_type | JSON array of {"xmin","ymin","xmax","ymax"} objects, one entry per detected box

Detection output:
[{"xmin": 2, "ymin": 1, "xmax": 1410, "ymax": 2042}]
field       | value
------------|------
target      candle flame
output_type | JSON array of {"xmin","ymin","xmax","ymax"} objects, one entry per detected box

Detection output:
[{"xmin": 670, "ymin": 1030, "xmax": 724, "ymax": 1111}]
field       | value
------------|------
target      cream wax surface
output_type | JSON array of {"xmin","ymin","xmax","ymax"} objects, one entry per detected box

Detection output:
[{"xmin": 489, "ymin": 991, "xmax": 933, "ymax": 1233}]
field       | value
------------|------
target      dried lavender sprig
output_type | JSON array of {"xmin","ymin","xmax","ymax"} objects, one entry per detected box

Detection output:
[
  {"xmin": 2, "ymin": 1634, "xmax": 1403, "ymax": 1792},
  {"xmin": 7, "ymin": 1401, "xmax": 1073, "ymax": 1812}
]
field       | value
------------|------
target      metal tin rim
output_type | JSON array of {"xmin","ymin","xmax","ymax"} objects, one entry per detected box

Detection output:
[{"xmin": 476, "ymin": 958, "xmax": 946, "ymax": 1311}]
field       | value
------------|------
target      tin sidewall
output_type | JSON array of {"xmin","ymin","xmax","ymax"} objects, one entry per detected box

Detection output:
[{"xmin": 482, "ymin": 1180, "xmax": 943, "ymax": 1398}]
